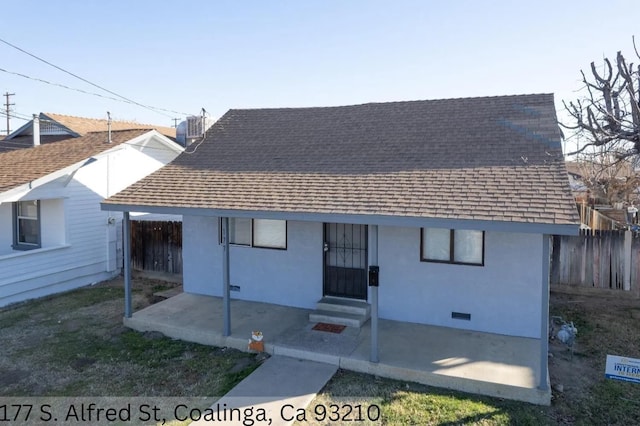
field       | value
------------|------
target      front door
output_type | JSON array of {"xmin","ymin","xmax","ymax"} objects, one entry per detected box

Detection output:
[{"xmin": 323, "ymin": 223, "xmax": 368, "ymax": 300}]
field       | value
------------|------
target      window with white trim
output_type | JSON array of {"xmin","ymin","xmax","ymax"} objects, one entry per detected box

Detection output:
[
  {"xmin": 421, "ymin": 228, "xmax": 484, "ymax": 265},
  {"xmin": 13, "ymin": 200, "xmax": 41, "ymax": 250},
  {"xmin": 221, "ymin": 218, "xmax": 287, "ymax": 249}
]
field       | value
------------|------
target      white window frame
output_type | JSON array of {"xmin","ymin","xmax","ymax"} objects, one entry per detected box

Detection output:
[
  {"xmin": 420, "ymin": 228, "xmax": 484, "ymax": 266},
  {"xmin": 13, "ymin": 200, "xmax": 42, "ymax": 250},
  {"xmin": 220, "ymin": 218, "xmax": 287, "ymax": 250}
]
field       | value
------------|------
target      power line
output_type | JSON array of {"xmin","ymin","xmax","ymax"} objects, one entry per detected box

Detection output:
[
  {"xmin": 0, "ymin": 67, "xmax": 188, "ymax": 116},
  {"xmin": 0, "ymin": 109, "xmax": 32, "ymax": 122},
  {"xmin": 0, "ymin": 37, "xmax": 187, "ymax": 119},
  {"xmin": 0, "ymin": 109, "xmax": 178, "ymax": 138}
]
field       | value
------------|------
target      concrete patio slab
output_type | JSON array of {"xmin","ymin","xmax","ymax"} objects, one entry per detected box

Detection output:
[{"xmin": 125, "ymin": 293, "xmax": 550, "ymax": 405}]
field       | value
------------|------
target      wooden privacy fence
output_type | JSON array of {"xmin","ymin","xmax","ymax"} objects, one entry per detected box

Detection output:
[
  {"xmin": 130, "ymin": 220, "xmax": 182, "ymax": 274},
  {"xmin": 551, "ymin": 229, "xmax": 640, "ymax": 293}
]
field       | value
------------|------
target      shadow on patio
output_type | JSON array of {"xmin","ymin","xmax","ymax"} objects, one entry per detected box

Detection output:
[{"xmin": 125, "ymin": 292, "xmax": 550, "ymax": 405}]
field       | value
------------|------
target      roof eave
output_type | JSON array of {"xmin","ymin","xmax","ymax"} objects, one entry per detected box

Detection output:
[
  {"xmin": 0, "ymin": 158, "xmax": 94, "ymax": 203},
  {"xmin": 142, "ymin": 130, "xmax": 184, "ymax": 153},
  {"xmin": 4, "ymin": 120, "xmax": 33, "ymax": 140},
  {"xmin": 100, "ymin": 202, "xmax": 580, "ymax": 236}
]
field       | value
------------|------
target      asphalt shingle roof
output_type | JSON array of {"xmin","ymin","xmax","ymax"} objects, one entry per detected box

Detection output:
[
  {"xmin": 103, "ymin": 94, "xmax": 580, "ymax": 225},
  {"xmin": 0, "ymin": 135, "xmax": 82, "ymax": 153},
  {"xmin": 44, "ymin": 113, "xmax": 176, "ymax": 138},
  {"xmin": 0, "ymin": 114, "xmax": 176, "ymax": 154},
  {"xmin": 0, "ymin": 129, "xmax": 149, "ymax": 192}
]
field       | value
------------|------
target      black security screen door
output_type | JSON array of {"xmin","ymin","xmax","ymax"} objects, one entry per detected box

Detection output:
[{"xmin": 323, "ymin": 223, "xmax": 368, "ymax": 300}]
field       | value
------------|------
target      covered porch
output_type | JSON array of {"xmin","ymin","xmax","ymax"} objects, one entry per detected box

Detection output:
[{"xmin": 124, "ymin": 291, "xmax": 551, "ymax": 405}]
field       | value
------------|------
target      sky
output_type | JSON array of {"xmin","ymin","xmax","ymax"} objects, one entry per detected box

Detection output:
[{"xmin": 1, "ymin": 0, "xmax": 639, "ymax": 149}]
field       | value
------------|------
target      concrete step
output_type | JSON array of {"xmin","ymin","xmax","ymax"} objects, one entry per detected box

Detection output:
[
  {"xmin": 316, "ymin": 297, "xmax": 371, "ymax": 316},
  {"xmin": 309, "ymin": 310, "xmax": 369, "ymax": 328}
]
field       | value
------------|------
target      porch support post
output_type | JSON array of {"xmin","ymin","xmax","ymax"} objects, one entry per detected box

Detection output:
[
  {"xmin": 369, "ymin": 224, "xmax": 379, "ymax": 363},
  {"xmin": 122, "ymin": 211, "xmax": 132, "ymax": 318},
  {"xmin": 539, "ymin": 234, "xmax": 551, "ymax": 390},
  {"xmin": 624, "ymin": 230, "xmax": 632, "ymax": 291},
  {"xmin": 221, "ymin": 217, "xmax": 231, "ymax": 337}
]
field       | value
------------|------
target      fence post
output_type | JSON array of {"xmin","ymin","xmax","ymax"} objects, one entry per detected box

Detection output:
[
  {"xmin": 550, "ymin": 235, "xmax": 560, "ymax": 284},
  {"xmin": 624, "ymin": 230, "xmax": 632, "ymax": 291}
]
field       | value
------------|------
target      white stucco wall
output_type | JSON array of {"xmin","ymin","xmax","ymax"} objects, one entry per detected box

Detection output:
[
  {"xmin": 183, "ymin": 218, "xmax": 545, "ymax": 338},
  {"xmin": 377, "ymin": 226, "xmax": 543, "ymax": 338},
  {"xmin": 183, "ymin": 216, "xmax": 323, "ymax": 309}
]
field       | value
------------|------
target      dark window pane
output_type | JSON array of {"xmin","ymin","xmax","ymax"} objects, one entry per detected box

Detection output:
[{"xmin": 18, "ymin": 218, "xmax": 39, "ymax": 244}]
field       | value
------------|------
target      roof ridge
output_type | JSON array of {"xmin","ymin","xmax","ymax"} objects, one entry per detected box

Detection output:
[
  {"xmin": 226, "ymin": 93, "xmax": 555, "ymax": 113},
  {"xmin": 43, "ymin": 112, "xmax": 167, "ymax": 127},
  {"xmin": 84, "ymin": 128, "xmax": 155, "ymax": 134}
]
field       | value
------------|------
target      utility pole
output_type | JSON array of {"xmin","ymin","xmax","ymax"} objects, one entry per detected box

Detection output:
[
  {"xmin": 3, "ymin": 92, "xmax": 15, "ymax": 135},
  {"xmin": 172, "ymin": 118, "xmax": 180, "ymax": 128}
]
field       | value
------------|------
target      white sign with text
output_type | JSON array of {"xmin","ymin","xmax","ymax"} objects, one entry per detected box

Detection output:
[{"xmin": 605, "ymin": 355, "xmax": 640, "ymax": 384}]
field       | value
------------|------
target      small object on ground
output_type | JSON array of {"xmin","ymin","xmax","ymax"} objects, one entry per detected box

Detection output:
[
  {"xmin": 248, "ymin": 330, "xmax": 265, "ymax": 352},
  {"xmin": 312, "ymin": 322, "xmax": 347, "ymax": 334},
  {"xmin": 550, "ymin": 316, "xmax": 578, "ymax": 359}
]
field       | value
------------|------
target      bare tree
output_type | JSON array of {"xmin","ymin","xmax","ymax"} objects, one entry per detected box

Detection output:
[
  {"xmin": 574, "ymin": 158, "xmax": 638, "ymax": 205},
  {"xmin": 562, "ymin": 37, "xmax": 640, "ymax": 204}
]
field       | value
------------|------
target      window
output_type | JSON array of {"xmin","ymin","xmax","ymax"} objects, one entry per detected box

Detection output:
[
  {"xmin": 229, "ymin": 218, "xmax": 251, "ymax": 246},
  {"xmin": 220, "ymin": 218, "xmax": 287, "ymax": 249},
  {"xmin": 421, "ymin": 228, "xmax": 484, "ymax": 265},
  {"xmin": 13, "ymin": 200, "xmax": 41, "ymax": 250},
  {"xmin": 253, "ymin": 219, "xmax": 287, "ymax": 249}
]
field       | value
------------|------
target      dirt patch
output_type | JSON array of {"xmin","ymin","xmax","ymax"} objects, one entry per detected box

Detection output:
[{"xmin": 547, "ymin": 288, "xmax": 640, "ymax": 425}]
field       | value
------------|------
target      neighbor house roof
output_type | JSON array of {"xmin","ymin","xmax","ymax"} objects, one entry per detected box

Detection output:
[
  {"xmin": 0, "ymin": 135, "xmax": 79, "ymax": 153},
  {"xmin": 43, "ymin": 113, "xmax": 176, "ymax": 138},
  {"xmin": 0, "ymin": 129, "xmax": 149, "ymax": 193},
  {"xmin": 0, "ymin": 113, "xmax": 176, "ymax": 154},
  {"xmin": 103, "ymin": 94, "xmax": 580, "ymax": 227}
]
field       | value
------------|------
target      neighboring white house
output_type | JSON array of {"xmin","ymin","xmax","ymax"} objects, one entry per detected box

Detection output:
[
  {"xmin": 0, "ymin": 128, "xmax": 183, "ymax": 307},
  {"xmin": 102, "ymin": 94, "xmax": 580, "ymax": 397},
  {"xmin": 0, "ymin": 112, "xmax": 177, "ymax": 153}
]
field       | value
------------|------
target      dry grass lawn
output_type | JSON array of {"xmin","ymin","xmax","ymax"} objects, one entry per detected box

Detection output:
[
  {"xmin": 1, "ymin": 278, "xmax": 638, "ymax": 425},
  {"xmin": 0, "ymin": 277, "xmax": 261, "ymax": 399}
]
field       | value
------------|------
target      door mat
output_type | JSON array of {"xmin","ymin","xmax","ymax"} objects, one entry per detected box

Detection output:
[{"xmin": 312, "ymin": 322, "xmax": 347, "ymax": 333}]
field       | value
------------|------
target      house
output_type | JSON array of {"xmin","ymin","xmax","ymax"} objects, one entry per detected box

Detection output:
[
  {"xmin": 102, "ymin": 94, "xmax": 580, "ymax": 403},
  {"xmin": 0, "ymin": 128, "xmax": 183, "ymax": 307},
  {"xmin": 0, "ymin": 112, "xmax": 176, "ymax": 153}
]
